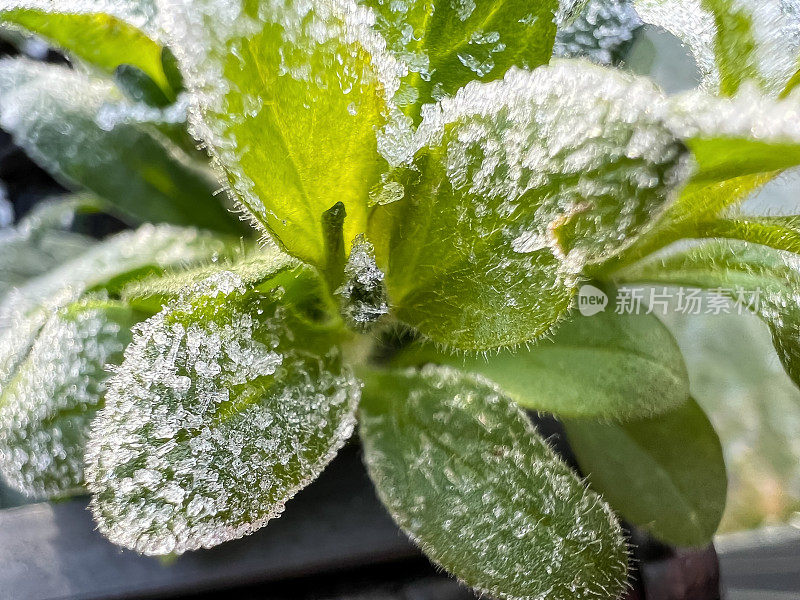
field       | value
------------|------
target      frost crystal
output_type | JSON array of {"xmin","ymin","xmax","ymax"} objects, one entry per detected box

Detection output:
[
  {"xmin": 0, "ymin": 299, "xmax": 134, "ymax": 497},
  {"xmin": 554, "ymin": 0, "xmax": 642, "ymax": 65},
  {"xmin": 360, "ymin": 366, "xmax": 628, "ymax": 600},
  {"xmin": 86, "ymin": 272, "xmax": 360, "ymax": 555},
  {"xmin": 634, "ymin": 0, "xmax": 800, "ymax": 96},
  {"xmin": 336, "ymin": 234, "xmax": 389, "ymax": 330},
  {"xmin": 414, "ymin": 61, "xmax": 688, "ymax": 266}
]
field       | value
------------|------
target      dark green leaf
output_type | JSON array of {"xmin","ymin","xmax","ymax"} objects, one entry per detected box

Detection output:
[
  {"xmin": 565, "ymin": 398, "xmax": 727, "ymax": 547},
  {"xmin": 0, "ymin": 298, "xmax": 141, "ymax": 498},
  {"xmin": 359, "ymin": 365, "xmax": 628, "ymax": 600},
  {"xmin": 370, "ymin": 60, "xmax": 688, "ymax": 350},
  {"xmin": 0, "ymin": 58, "xmax": 242, "ymax": 234},
  {"xmin": 86, "ymin": 269, "xmax": 359, "ymax": 554},
  {"xmin": 114, "ymin": 64, "xmax": 173, "ymax": 108},
  {"xmin": 395, "ymin": 300, "xmax": 689, "ymax": 420},
  {"xmin": 364, "ymin": 0, "xmax": 559, "ymax": 122}
]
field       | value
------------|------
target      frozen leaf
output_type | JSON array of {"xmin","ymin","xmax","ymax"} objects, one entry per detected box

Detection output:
[
  {"xmin": 634, "ymin": 0, "xmax": 800, "ymax": 96},
  {"xmin": 565, "ymin": 398, "xmax": 726, "ymax": 547},
  {"xmin": 370, "ymin": 61, "xmax": 689, "ymax": 350},
  {"xmin": 359, "ymin": 365, "xmax": 628, "ymax": 600},
  {"xmin": 0, "ymin": 3, "xmax": 172, "ymax": 94},
  {"xmin": 0, "ymin": 196, "xmax": 97, "ymax": 301},
  {"xmin": 121, "ymin": 247, "xmax": 303, "ymax": 312},
  {"xmin": 395, "ymin": 299, "xmax": 689, "ymax": 420},
  {"xmin": 157, "ymin": 0, "xmax": 403, "ymax": 267},
  {"xmin": 86, "ymin": 270, "xmax": 359, "ymax": 555},
  {"xmin": 554, "ymin": 0, "xmax": 642, "ymax": 65},
  {"xmin": 0, "ymin": 298, "xmax": 139, "ymax": 498},
  {"xmin": 364, "ymin": 0, "xmax": 559, "ymax": 122},
  {"xmin": 666, "ymin": 88, "xmax": 800, "ymax": 183},
  {"xmin": 617, "ymin": 240, "xmax": 800, "ymax": 388},
  {"xmin": 0, "ymin": 224, "xmax": 229, "ymax": 400},
  {"xmin": 0, "ymin": 58, "xmax": 242, "ymax": 234}
]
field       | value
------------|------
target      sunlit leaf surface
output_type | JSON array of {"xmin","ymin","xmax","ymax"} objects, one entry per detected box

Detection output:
[{"xmin": 371, "ymin": 61, "xmax": 688, "ymax": 349}]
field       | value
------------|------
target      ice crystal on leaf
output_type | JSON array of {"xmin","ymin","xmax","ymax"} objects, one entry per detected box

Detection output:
[
  {"xmin": 86, "ymin": 271, "xmax": 360, "ymax": 555},
  {"xmin": 360, "ymin": 365, "xmax": 628, "ymax": 600},
  {"xmin": 554, "ymin": 0, "xmax": 642, "ymax": 65},
  {"xmin": 336, "ymin": 234, "xmax": 389, "ymax": 330},
  {"xmin": 156, "ymin": 0, "xmax": 405, "ymax": 267},
  {"xmin": 634, "ymin": 0, "xmax": 800, "ymax": 96},
  {"xmin": 370, "ymin": 61, "xmax": 689, "ymax": 349},
  {"xmin": 0, "ymin": 298, "xmax": 138, "ymax": 497}
]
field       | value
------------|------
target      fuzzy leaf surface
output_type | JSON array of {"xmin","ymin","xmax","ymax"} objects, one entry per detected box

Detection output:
[
  {"xmin": 0, "ymin": 298, "xmax": 139, "ymax": 498},
  {"xmin": 565, "ymin": 398, "xmax": 727, "ymax": 547},
  {"xmin": 359, "ymin": 365, "xmax": 628, "ymax": 600},
  {"xmin": 617, "ymin": 240, "xmax": 800, "ymax": 388},
  {"xmin": 86, "ymin": 270, "xmax": 359, "ymax": 555},
  {"xmin": 396, "ymin": 304, "xmax": 689, "ymax": 420},
  {"xmin": 371, "ymin": 61, "xmax": 688, "ymax": 350}
]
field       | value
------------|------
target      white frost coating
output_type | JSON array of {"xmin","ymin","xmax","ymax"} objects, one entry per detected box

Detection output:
[
  {"xmin": 634, "ymin": 0, "xmax": 719, "ymax": 91},
  {"xmin": 336, "ymin": 234, "xmax": 388, "ymax": 328},
  {"xmin": 635, "ymin": 0, "xmax": 800, "ymax": 96},
  {"xmin": 155, "ymin": 0, "xmax": 407, "ymax": 223},
  {"xmin": 86, "ymin": 271, "xmax": 360, "ymax": 555},
  {"xmin": 0, "ymin": 300, "xmax": 130, "ymax": 497},
  {"xmin": 666, "ymin": 83, "xmax": 800, "ymax": 141},
  {"xmin": 0, "ymin": 0, "xmax": 161, "ymax": 39},
  {"xmin": 414, "ymin": 61, "xmax": 688, "ymax": 266},
  {"xmin": 554, "ymin": 0, "xmax": 642, "ymax": 65}
]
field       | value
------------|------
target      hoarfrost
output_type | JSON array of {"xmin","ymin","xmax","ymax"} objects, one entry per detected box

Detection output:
[
  {"xmin": 360, "ymin": 365, "xmax": 628, "ymax": 600},
  {"xmin": 336, "ymin": 234, "xmax": 388, "ymax": 329},
  {"xmin": 156, "ymin": 0, "xmax": 406, "ymax": 245},
  {"xmin": 554, "ymin": 0, "xmax": 642, "ymax": 65},
  {"xmin": 86, "ymin": 271, "xmax": 360, "ymax": 555},
  {"xmin": 414, "ymin": 60, "xmax": 688, "ymax": 266},
  {"xmin": 0, "ymin": 299, "xmax": 134, "ymax": 497},
  {"xmin": 634, "ymin": 0, "xmax": 800, "ymax": 96}
]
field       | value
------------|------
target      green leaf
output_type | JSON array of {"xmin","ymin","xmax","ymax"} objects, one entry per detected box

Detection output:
[
  {"xmin": 370, "ymin": 60, "xmax": 689, "ymax": 350},
  {"xmin": 564, "ymin": 398, "xmax": 727, "ymax": 547},
  {"xmin": 696, "ymin": 215, "xmax": 800, "ymax": 254},
  {"xmin": 0, "ymin": 195, "xmax": 98, "ymax": 301},
  {"xmin": 86, "ymin": 270, "xmax": 359, "ymax": 555},
  {"xmin": 616, "ymin": 239, "xmax": 800, "ymax": 387},
  {"xmin": 395, "ymin": 300, "xmax": 689, "ymax": 420},
  {"xmin": 158, "ymin": 0, "xmax": 400, "ymax": 267},
  {"xmin": 0, "ymin": 224, "xmax": 230, "ymax": 403},
  {"xmin": 121, "ymin": 247, "xmax": 303, "ymax": 312},
  {"xmin": 359, "ymin": 365, "xmax": 628, "ymax": 600},
  {"xmin": 634, "ymin": 0, "xmax": 800, "ymax": 96},
  {"xmin": 364, "ymin": 0, "xmax": 559, "ymax": 122},
  {"xmin": 0, "ymin": 58, "xmax": 243, "ymax": 234},
  {"xmin": 0, "ymin": 298, "xmax": 140, "ymax": 498},
  {"xmin": 114, "ymin": 64, "xmax": 173, "ymax": 108},
  {"xmin": 0, "ymin": 4, "xmax": 171, "ymax": 93}
]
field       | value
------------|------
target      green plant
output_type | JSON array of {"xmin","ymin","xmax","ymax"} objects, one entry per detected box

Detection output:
[{"xmin": 1, "ymin": 0, "xmax": 800, "ymax": 597}]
